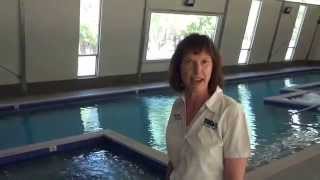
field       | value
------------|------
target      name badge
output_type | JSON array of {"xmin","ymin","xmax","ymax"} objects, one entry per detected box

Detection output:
[{"xmin": 203, "ymin": 118, "xmax": 217, "ymax": 129}]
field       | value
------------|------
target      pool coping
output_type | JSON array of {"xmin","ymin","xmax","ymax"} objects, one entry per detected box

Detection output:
[
  {"xmin": 225, "ymin": 66, "xmax": 320, "ymax": 82},
  {"xmin": 280, "ymin": 81, "xmax": 320, "ymax": 93},
  {"xmin": 0, "ymin": 129, "xmax": 167, "ymax": 170},
  {"xmin": 264, "ymin": 89, "xmax": 320, "ymax": 111},
  {"xmin": 246, "ymin": 142, "xmax": 320, "ymax": 179},
  {"xmin": 0, "ymin": 83, "xmax": 170, "ymax": 113},
  {"xmin": 0, "ymin": 66, "xmax": 320, "ymax": 112}
]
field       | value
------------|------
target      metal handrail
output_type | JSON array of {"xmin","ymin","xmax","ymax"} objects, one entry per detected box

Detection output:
[{"xmin": 0, "ymin": 65, "xmax": 20, "ymax": 79}]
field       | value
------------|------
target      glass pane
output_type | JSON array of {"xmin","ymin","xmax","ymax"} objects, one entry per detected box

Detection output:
[
  {"xmin": 286, "ymin": 5, "xmax": 307, "ymax": 59},
  {"xmin": 79, "ymin": 0, "xmax": 101, "ymax": 55},
  {"xmin": 241, "ymin": 0, "xmax": 262, "ymax": 49},
  {"xmin": 78, "ymin": 56, "xmax": 96, "ymax": 76},
  {"xmin": 289, "ymin": 5, "xmax": 307, "ymax": 48},
  {"xmin": 146, "ymin": 13, "xmax": 219, "ymax": 60},
  {"xmin": 285, "ymin": 48, "xmax": 294, "ymax": 61},
  {"xmin": 238, "ymin": 50, "xmax": 249, "ymax": 64},
  {"xmin": 288, "ymin": 39, "xmax": 296, "ymax": 48},
  {"xmin": 305, "ymin": 0, "xmax": 320, "ymax": 5},
  {"xmin": 285, "ymin": 0, "xmax": 320, "ymax": 5}
]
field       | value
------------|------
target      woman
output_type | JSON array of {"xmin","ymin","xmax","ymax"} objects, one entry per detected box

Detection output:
[{"xmin": 166, "ymin": 33, "xmax": 250, "ymax": 180}]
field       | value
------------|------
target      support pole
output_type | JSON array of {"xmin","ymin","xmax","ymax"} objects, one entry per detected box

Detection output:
[
  {"xmin": 136, "ymin": 0, "xmax": 148, "ymax": 83},
  {"xmin": 18, "ymin": 0, "xmax": 28, "ymax": 95},
  {"xmin": 217, "ymin": 0, "xmax": 231, "ymax": 50}
]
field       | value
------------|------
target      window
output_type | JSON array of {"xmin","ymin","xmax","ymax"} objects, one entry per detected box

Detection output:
[
  {"xmin": 285, "ymin": 0, "xmax": 320, "ymax": 5},
  {"xmin": 78, "ymin": 0, "xmax": 102, "ymax": 77},
  {"xmin": 146, "ymin": 12, "xmax": 219, "ymax": 61},
  {"xmin": 284, "ymin": 5, "xmax": 307, "ymax": 61},
  {"xmin": 238, "ymin": 0, "xmax": 263, "ymax": 64}
]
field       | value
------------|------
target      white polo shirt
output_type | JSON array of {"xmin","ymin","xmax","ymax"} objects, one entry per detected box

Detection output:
[{"xmin": 166, "ymin": 87, "xmax": 250, "ymax": 180}]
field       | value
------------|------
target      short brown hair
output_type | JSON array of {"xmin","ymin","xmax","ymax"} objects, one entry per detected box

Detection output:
[{"xmin": 169, "ymin": 33, "xmax": 224, "ymax": 95}]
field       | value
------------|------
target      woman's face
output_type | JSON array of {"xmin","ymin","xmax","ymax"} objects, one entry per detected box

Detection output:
[{"xmin": 180, "ymin": 50, "xmax": 213, "ymax": 94}]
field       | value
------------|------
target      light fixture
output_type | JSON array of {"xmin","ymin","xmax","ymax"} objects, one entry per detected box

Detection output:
[
  {"xmin": 283, "ymin": 6, "xmax": 292, "ymax": 14},
  {"xmin": 184, "ymin": 0, "xmax": 195, "ymax": 7}
]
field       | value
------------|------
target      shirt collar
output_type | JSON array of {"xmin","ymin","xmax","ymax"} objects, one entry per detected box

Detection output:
[
  {"xmin": 205, "ymin": 86, "xmax": 223, "ymax": 113},
  {"xmin": 180, "ymin": 86, "xmax": 223, "ymax": 113}
]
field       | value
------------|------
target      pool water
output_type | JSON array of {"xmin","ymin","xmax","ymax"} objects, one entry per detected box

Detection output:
[
  {"xmin": 0, "ymin": 145, "xmax": 162, "ymax": 180},
  {"xmin": 0, "ymin": 71, "xmax": 320, "ymax": 169}
]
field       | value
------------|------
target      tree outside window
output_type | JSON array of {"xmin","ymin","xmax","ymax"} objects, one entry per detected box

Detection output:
[{"xmin": 146, "ymin": 13, "xmax": 219, "ymax": 61}]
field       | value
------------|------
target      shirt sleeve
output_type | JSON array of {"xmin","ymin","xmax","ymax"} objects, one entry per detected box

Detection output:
[{"xmin": 221, "ymin": 103, "xmax": 251, "ymax": 158}]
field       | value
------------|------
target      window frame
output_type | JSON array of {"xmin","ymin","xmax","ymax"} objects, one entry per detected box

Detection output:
[
  {"xmin": 77, "ymin": 0, "xmax": 103, "ymax": 78},
  {"xmin": 284, "ymin": 4, "xmax": 308, "ymax": 61},
  {"xmin": 143, "ymin": 9, "xmax": 223, "ymax": 63},
  {"xmin": 238, "ymin": 0, "xmax": 263, "ymax": 65},
  {"xmin": 282, "ymin": 0, "xmax": 320, "ymax": 6}
]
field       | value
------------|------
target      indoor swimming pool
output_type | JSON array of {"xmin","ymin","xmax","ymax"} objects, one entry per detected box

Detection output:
[
  {"xmin": 0, "ymin": 70, "xmax": 320, "ymax": 171},
  {"xmin": 0, "ymin": 139, "xmax": 164, "ymax": 180}
]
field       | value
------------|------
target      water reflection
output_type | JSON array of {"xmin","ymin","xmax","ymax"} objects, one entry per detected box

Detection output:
[
  {"xmin": 284, "ymin": 78, "xmax": 296, "ymax": 87},
  {"xmin": 80, "ymin": 105, "xmax": 102, "ymax": 132},
  {"xmin": 288, "ymin": 109, "xmax": 302, "ymax": 132},
  {"xmin": 143, "ymin": 96, "xmax": 175, "ymax": 152},
  {"xmin": 0, "ymin": 147, "xmax": 161, "ymax": 179},
  {"xmin": 237, "ymin": 84, "xmax": 257, "ymax": 152}
]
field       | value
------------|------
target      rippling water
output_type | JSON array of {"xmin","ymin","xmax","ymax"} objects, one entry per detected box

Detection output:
[{"xmin": 0, "ymin": 146, "xmax": 161, "ymax": 180}]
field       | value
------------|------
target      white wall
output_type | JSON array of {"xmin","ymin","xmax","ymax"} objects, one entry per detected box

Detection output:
[
  {"xmin": 220, "ymin": 0, "xmax": 251, "ymax": 66},
  {"xmin": 269, "ymin": 2, "xmax": 299, "ymax": 62},
  {"xmin": 309, "ymin": 27, "xmax": 320, "ymax": 60},
  {"xmin": 0, "ymin": 0, "xmax": 20, "ymax": 85},
  {"xmin": 250, "ymin": 0, "xmax": 282, "ymax": 64},
  {"xmin": 309, "ymin": 8, "xmax": 320, "ymax": 60},
  {"xmin": 99, "ymin": 0, "xmax": 144, "ymax": 76},
  {"xmin": 0, "ymin": 0, "xmax": 320, "ymax": 87},
  {"xmin": 24, "ymin": 0, "xmax": 79, "ymax": 83}
]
